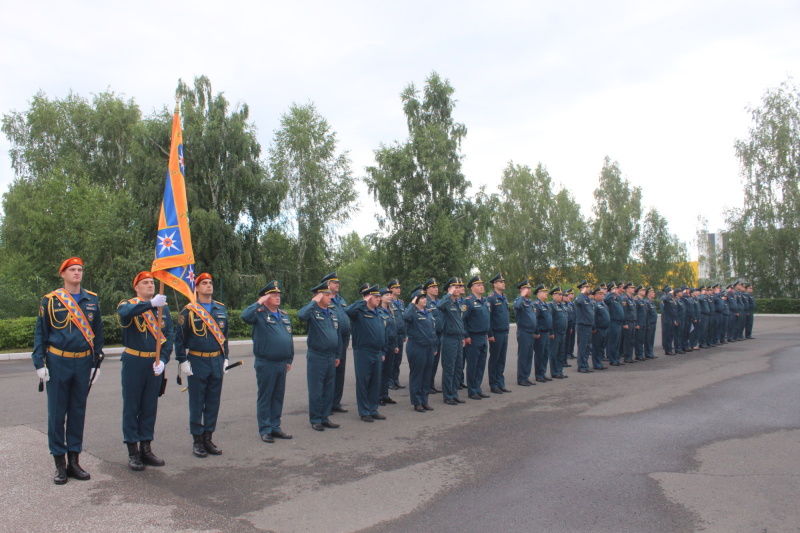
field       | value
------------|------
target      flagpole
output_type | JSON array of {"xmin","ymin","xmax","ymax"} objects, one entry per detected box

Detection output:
[{"xmin": 155, "ymin": 281, "xmax": 164, "ymax": 374}]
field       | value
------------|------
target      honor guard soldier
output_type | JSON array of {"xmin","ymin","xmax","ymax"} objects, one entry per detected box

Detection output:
[
  {"xmin": 322, "ymin": 272, "xmax": 351, "ymax": 414},
  {"xmin": 591, "ymin": 287, "xmax": 610, "ymax": 369},
  {"xmin": 463, "ymin": 275, "xmax": 491, "ymax": 400},
  {"xmin": 117, "ymin": 271, "xmax": 173, "ymax": 471},
  {"xmin": 634, "ymin": 286, "xmax": 647, "ymax": 360},
  {"xmin": 744, "ymin": 284, "xmax": 755, "ymax": 339},
  {"xmin": 423, "ymin": 278, "xmax": 443, "ymax": 394},
  {"xmin": 604, "ymin": 282, "xmax": 624, "ymax": 365},
  {"xmin": 574, "ymin": 280, "xmax": 595, "ymax": 372},
  {"xmin": 532, "ymin": 284, "xmax": 553, "ymax": 383},
  {"xmin": 297, "ymin": 281, "xmax": 341, "ymax": 432},
  {"xmin": 346, "ymin": 284, "xmax": 388, "ymax": 422},
  {"xmin": 548, "ymin": 287, "xmax": 568, "ymax": 379},
  {"xmin": 564, "ymin": 288, "xmax": 577, "ymax": 363},
  {"xmin": 175, "ymin": 273, "xmax": 230, "ymax": 456},
  {"xmin": 387, "ymin": 279, "xmax": 407, "ymax": 389},
  {"xmin": 437, "ymin": 277, "xmax": 467, "ymax": 404},
  {"xmin": 644, "ymin": 287, "xmax": 659, "ymax": 358},
  {"xmin": 33, "ymin": 257, "xmax": 105, "ymax": 484},
  {"xmin": 379, "ymin": 287, "xmax": 401, "ymax": 405},
  {"xmin": 514, "ymin": 280, "xmax": 538, "ymax": 386},
  {"xmin": 241, "ymin": 280, "xmax": 294, "ymax": 442},
  {"xmin": 661, "ymin": 286, "xmax": 678, "ymax": 355},
  {"xmin": 404, "ymin": 288, "xmax": 437, "ymax": 412},
  {"xmin": 487, "ymin": 273, "xmax": 512, "ymax": 394}
]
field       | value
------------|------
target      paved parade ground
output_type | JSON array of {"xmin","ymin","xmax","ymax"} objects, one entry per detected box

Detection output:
[{"xmin": 1, "ymin": 316, "xmax": 799, "ymax": 533}]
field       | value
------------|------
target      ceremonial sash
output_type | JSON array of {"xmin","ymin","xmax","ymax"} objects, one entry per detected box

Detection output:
[
  {"xmin": 52, "ymin": 289, "xmax": 95, "ymax": 348},
  {"xmin": 186, "ymin": 303, "xmax": 226, "ymax": 351},
  {"xmin": 128, "ymin": 298, "xmax": 167, "ymax": 345}
]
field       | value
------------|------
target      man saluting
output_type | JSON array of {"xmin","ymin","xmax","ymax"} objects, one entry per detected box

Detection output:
[
  {"xmin": 175, "ymin": 273, "xmax": 230, "ymax": 456},
  {"xmin": 33, "ymin": 257, "xmax": 105, "ymax": 485}
]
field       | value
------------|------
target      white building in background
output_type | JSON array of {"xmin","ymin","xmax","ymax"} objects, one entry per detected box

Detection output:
[{"xmin": 697, "ymin": 231, "xmax": 734, "ymax": 281}]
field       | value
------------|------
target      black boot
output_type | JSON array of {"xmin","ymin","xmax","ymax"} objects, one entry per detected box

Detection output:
[
  {"xmin": 127, "ymin": 442, "xmax": 145, "ymax": 471},
  {"xmin": 192, "ymin": 434, "xmax": 207, "ymax": 458},
  {"xmin": 203, "ymin": 431, "xmax": 222, "ymax": 455},
  {"xmin": 66, "ymin": 451, "xmax": 91, "ymax": 480},
  {"xmin": 139, "ymin": 441, "xmax": 165, "ymax": 466},
  {"xmin": 53, "ymin": 455, "xmax": 68, "ymax": 485}
]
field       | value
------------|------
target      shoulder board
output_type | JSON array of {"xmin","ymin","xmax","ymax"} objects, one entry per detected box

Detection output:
[
  {"xmin": 85, "ymin": 290, "xmax": 98, "ymax": 296},
  {"xmin": 117, "ymin": 299, "xmax": 132, "ymax": 308},
  {"xmin": 279, "ymin": 310, "xmax": 288, "ymax": 316},
  {"xmin": 214, "ymin": 300, "xmax": 226, "ymax": 307},
  {"xmin": 45, "ymin": 292, "xmax": 56, "ymax": 299}
]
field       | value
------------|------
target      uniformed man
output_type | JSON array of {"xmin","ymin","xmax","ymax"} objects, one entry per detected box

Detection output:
[
  {"xmin": 564, "ymin": 288, "xmax": 577, "ymax": 363},
  {"xmin": 644, "ymin": 287, "xmax": 659, "ymax": 358},
  {"xmin": 712, "ymin": 284, "xmax": 725, "ymax": 344},
  {"xmin": 463, "ymin": 275, "xmax": 491, "ymax": 399},
  {"xmin": 423, "ymin": 278, "xmax": 443, "ymax": 394},
  {"xmin": 605, "ymin": 282, "xmax": 624, "ymax": 365},
  {"xmin": 486, "ymin": 274, "xmax": 511, "ymax": 394},
  {"xmin": 720, "ymin": 285, "xmax": 731, "ymax": 344},
  {"xmin": 674, "ymin": 287, "xmax": 687, "ymax": 353},
  {"xmin": 730, "ymin": 282, "xmax": 744, "ymax": 341},
  {"xmin": 117, "ymin": 271, "xmax": 173, "ymax": 471},
  {"xmin": 378, "ymin": 287, "xmax": 401, "ymax": 406},
  {"xmin": 634, "ymin": 285, "xmax": 647, "ymax": 361},
  {"xmin": 697, "ymin": 287, "xmax": 711, "ymax": 348},
  {"xmin": 689, "ymin": 287, "xmax": 702, "ymax": 350},
  {"xmin": 323, "ymin": 272, "xmax": 351, "ymax": 414},
  {"xmin": 744, "ymin": 283, "xmax": 755, "ymax": 339},
  {"xmin": 548, "ymin": 287, "xmax": 568, "ymax": 379},
  {"xmin": 33, "ymin": 257, "xmax": 105, "ymax": 484},
  {"xmin": 591, "ymin": 287, "xmax": 610, "ymax": 369},
  {"xmin": 619, "ymin": 282, "xmax": 638, "ymax": 363},
  {"xmin": 661, "ymin": 286, "xmax": 678, "ymax": 355},
  {"xmin": 574, "ymin": 280, "xmax": 596, "ymax": 373},
  {"xmin": 175, "ymin": 273, "xmax": 230, "ymax": 456},
  {"xmin": 514, "ymin": 280, "xmax": 537, "ymax": 386},
  {"xmin": 403, "ymin": 288, "xmax": 437, "ymax": 412},
  {"xmin": 242, "ymin": 280, "xmax": 295, "ymax": 442},
  {"xmin": 388, "ymin": 279, "xmax": 407, "ymax": 390},
  {"xmin": 297, "ymin": 281, "xmax": 341, "ymax": 432},
  {"xmin": 681, "ymin": 286, "xmax": 696, "ymax": 352},
  {"xmin": 346, "ymin": 284, "xmax": 388, "ymax": 422},
  {"xmin": 532, "ymin": 284, "xmax": 553, "ymax": 383},
  {"xmin": 437, "ymin": 278, "xmax": 467, "ymax": 405}
]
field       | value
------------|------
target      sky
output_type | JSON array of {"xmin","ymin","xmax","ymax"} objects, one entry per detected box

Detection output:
[{"xmin": 2, "ymin": 0, "xmax": 799, "ymax": 259}]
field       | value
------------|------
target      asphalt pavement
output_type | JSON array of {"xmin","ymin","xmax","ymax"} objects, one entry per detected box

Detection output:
[{"xmin": 1, "ymin": 316, "xmax": 798, "ymax": 533}]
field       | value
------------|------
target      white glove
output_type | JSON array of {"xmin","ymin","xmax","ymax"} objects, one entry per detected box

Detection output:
[
  {"xmin": 150, "ymin": 294, "xmax": 168, "ymax": 307},
  {"xmin": 90, "ymin": 368, "xmax": 101, "ymax": 384},
  {"xmin": 180, "ymin": 361, "xmax": 193, "ymax": 376},
  {"xmin": 37, "ymin": 367, "xmax": 50, "ymax": 382},
  {"xmin": 224, "ymin": 359, "xmax": 230, "ymax": 374},
  {"xmin": 153, "ymin": 360, "xmax": 165, "ymax": 376}
]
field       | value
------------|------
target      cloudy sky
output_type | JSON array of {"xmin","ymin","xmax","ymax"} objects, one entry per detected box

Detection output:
[{"xmin": 2, "ymin": 0, "xmax": 799, "ymax": 257}]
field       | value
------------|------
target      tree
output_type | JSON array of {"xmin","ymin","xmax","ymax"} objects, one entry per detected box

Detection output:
[
  {"xmin": 366, "ymin": 72, "xmax": 490, "ymax": 286},
  {"xmin": 636, "ymin": 208, "xmax": 695, "ymax": 288},
  {"xmin": 587, "ymin": 157, "xmax": 643, "ymax": 281},
  {"xmin": 269, "ymin": 102, "xmax": 356, "ymax": 308},
  {"xmin": 727, "ymin": 78, "xmax": 800, "ymax": 297}
]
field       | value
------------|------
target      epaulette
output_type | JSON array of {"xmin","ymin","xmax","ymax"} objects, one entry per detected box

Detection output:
[
  {"xmin": 85, "ymin": 290, "xmax": 98, "ymax": 296},
  {"xmin": 279, "ymin": 309, "xmax": 288, "ymax": 316},
  {"xmin": 214, "ymin": 300, "xmax": 226, "ymax": 307},
  {"xmin": 45, "ymin": 292, "xmax": 56, "ymax": 299}
]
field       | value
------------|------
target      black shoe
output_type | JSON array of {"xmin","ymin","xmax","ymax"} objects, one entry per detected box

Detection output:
[
  {"xmin": 272, "ymin": 429, "xmax": 293, "ymax": 439},
  {"xmin": 311, "ymin": 423, "xmax": 325, "ymax": 431},
  {"xmin": 636, "ymin": 357, "xmax": 646, "ymax": 361},
  {"xmin": 563, "ymin": 363, "xmax": 573, "ymax": 367},
  {"xmin": 372, "ymin": 413, "xmax": 386, "ymax": 420},
  {"xmin": 321, "ymin": 421, "xmax": 340, "ymax": 429},
  {"xmin": 479, "ymin": 392, "xmax": 490, "ymax": 398},
  {"xmin": 261, "ymin": 434, "xmax": 274, "ymax": 443},
  {"xmin": 518, "ymin": 381, "xmax": 530, "ymax": 387},
  {"xmin": 53, "ymin": 454, "xmax": 68, "ymax": 485},
  {"xmin": 331, "ymin": 406, "xmax": 348, "ymax": 413},
  {"xmin": 594, "ymin": 366, "xmax": 608, "ymax": 370},
  {"xmin": 66, "ymin": 451, "xmax": 90, "ymax": 480},
  {"xmin": 379, "ymin": 399, "xmax": 387, "ymax": 406},
  {"xmin": 500, "ymin": 387, "xmax": 512, "ymax": 393},
  {"xmin": 140, "ymin": 441, "xmax": 166, "ymax": 466},
  {"xmin": 624, "ymin": 359, "xmax": 635, "ymax": 363},
  {"xmin": 444, "ymin": 399, "xmax": 458, "ymax": 405},
  {"xmin": 383, "ymin": 397, "xmax": 397, "ymax": 405},
  {"xmin": 535, "ymin": 377, "xmax": 547, "ymax": 383},
  {"xmin": 544, "ymin": 377, "xmax": 553, "ymax": 381},
  {"xmin": 524, "ymin": 379, "xmax": 536, "ymax": 386},
  {"xmin": 202, "ymin": 432, "xmax": 222, "ymax": 455},
  {"xmin": 361, "ymin": 415, "xmax": 375, "ymax": 423},
  {"xmin": 388, "ymin": 384, "xmax": 399, "ymax": 390},
  {"xmin": 429, "ymin": 386, "xmax": 442, "ymax": 394},
  {"xmin": 676, "ymin": 350, "xmax": 686, "ymax": 354},
  {"xmin": 454, "ymin": 398, "xmax": 466, "ymax": 403},
  {"xmin": 395, "ymin": 383, "xmax": 406, "ymax": 389},
  {"xmin": 469, "ymin": 394, "xmax": 482, "ymax": 400},
  {"xmin": 552, "ymin": 375, "xmax": 565, "ymax": 379},
  {"xmin": 610, "ymin": 362, "xmax": 620, "ymax": 366},
  {"xmin": 459, "ymin": 383, "xmax": 467, "ymax": 389},
  {"xmin": 414, "ymin": 405, "xmax": 426, "ymax": 413},
  {"xmin": 127, "ymin": 443, "xmax": 145, "ymax": 471},
  {"xmin": 578, "ymin": 368, "xmax": 594, "ymax": 373},
  {"xmin": 422, "ymin": 404, "xmax": 434, "ymax": 411},
  {"xmin": 491, "ymin": 388, "xmax": 504, "ymax": 394},
  {"xmin": 192, "ymin": 435, "xmax": 207, "ymax": 458}
]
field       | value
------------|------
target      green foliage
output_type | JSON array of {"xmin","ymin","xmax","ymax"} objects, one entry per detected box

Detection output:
[
  {"xmin": 728, "ymin": 79, "xmax": 800, "ymax": 298},
  {"xmin": 588, "ymin": 157, "xmax": 643, "ymax": 281},
  {"xmin": 365, "ymin": 72, "xmax": 490, "ymax": 286},
  {"xmin": 635, "ymin": 208, "xmax": 695, "ymax": 288},
  {"xmin": 754, "ymin": 298, "xmax": 800, "ymax": 314},
  {"xmin": 269, "ymin": 102, "xmax": 357, "ymax": 308}
]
